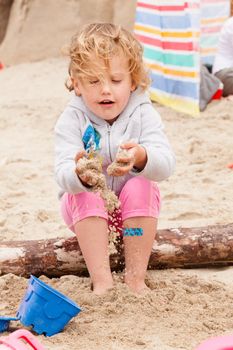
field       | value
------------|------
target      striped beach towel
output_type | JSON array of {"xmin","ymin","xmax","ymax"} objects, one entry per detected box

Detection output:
[
  {"xmin": 200, "ymin": 0, "xmax": 230, "ymax": 65},
  {"xmin": 135, "ymin": 0, "xmax": 230, "ymax": 116}
]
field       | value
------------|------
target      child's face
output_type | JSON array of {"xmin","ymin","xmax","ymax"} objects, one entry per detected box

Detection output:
[{"xmin": 72, "ymin": 53, "xmax": 136, "ymax": 124}]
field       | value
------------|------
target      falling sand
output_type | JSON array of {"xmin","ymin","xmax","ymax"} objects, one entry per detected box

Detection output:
[
  {"xmin": 76, "ymin": 153, "xmax": 122, "ymax": 254},
  {"xmin": 75, "ymin": 153, "xmax": 120, "ymax": 213}
]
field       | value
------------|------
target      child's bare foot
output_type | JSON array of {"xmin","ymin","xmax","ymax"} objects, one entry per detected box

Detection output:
[
  {"xmin": 92, "ymin": 281, "xmax": 114, "ymax": 295},
  {"xmin": 125, "ymin": 279, "xmax": 150, "ymax": 295}
]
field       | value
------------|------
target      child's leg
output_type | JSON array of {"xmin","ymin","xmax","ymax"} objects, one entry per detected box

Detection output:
[
  {"xmin": 215, "ymin": 67, "xmax": 233, "ymax": 97},
  {"xmin": 123, "ymin": 217, "xmax": 157, "ymax": 293},
  {"xmin": 74, "ymin": 217, "xmax": 113, "ymax": 294},
  {"xmin": 61, "ymin": 192, "xmax": 113, "ymax": 295},
  {"xmin": 119, "ymin": 177, "xmax": 161, "ymax": 294}
]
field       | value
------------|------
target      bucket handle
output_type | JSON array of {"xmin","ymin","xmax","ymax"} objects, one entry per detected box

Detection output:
[{"xmin": 0, "ymin": 329, "xmax": 46, "ymax": 350}]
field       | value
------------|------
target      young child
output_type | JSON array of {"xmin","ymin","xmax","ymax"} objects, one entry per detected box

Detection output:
[
  {"xmin": 213, "ymin": 16, "xmax": 233, "ymax": 97},
  {"xmin": 55, "ymin": 23, "xmax": 175, "ymax": 295}
]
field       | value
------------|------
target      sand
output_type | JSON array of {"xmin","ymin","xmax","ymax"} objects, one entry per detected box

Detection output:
[
  {"xmin": 0, "ymin": 0, "xmax": 137, "ymax": 65},
  {"xmin": 1, "ymin": 56, "xmax": 233, "ymax": 350},
  {"xmin": 76, "ymin": 155, "xmax": 120, "ymax": 213}
]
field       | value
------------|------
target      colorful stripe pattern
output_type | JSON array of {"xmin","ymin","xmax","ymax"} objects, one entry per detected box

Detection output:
[
  {"xmin": 135, "ymin": 0, "xmax": 230, "ymax": 116},
  {"xmin": 200, "ymin": 0, "xmax": 230, "ymax": 64}
]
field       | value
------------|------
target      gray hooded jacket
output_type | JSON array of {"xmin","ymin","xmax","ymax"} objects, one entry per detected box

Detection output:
[{"xmin": 54, "ymin": 89, "xmax": 175, "ymax": 197}]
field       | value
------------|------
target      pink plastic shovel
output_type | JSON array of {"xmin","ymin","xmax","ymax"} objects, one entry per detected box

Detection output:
[
  {"xmin": 195, "ymin": 334, "xmax": 233, "ymax": 350},
  {"xmin": 0, "ymin": 329, "xmax": 46, "ymax": 350}
]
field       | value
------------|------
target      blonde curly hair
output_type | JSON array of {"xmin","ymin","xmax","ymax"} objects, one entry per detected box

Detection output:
[{"xmin": 64, "ymin": 23, "xmax": 150, "ymax": 91}]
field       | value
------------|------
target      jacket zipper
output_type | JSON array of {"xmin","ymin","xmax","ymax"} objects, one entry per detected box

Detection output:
[{"xmin": 107, "ymin": 124, "xmax": 114, "ymax": 189}]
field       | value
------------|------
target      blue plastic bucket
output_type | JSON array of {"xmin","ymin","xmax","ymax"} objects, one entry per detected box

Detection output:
[{"xmin": 16, "ymin": 276, "xmax": 81, "ymax": 336}]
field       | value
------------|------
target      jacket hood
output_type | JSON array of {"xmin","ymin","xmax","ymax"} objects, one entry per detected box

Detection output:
[{"xmin": 67, "ymin": 88, "xmax": 151, "ymax": 126}]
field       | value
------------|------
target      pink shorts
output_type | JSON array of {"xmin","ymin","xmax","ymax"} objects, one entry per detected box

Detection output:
[{"xmin": 61, "ymin": 176, "xmax": 161, "ymax": 233}]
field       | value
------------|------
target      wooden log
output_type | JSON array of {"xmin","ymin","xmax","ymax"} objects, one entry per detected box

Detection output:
[
  {"xmin": 0, "ymin": 223, "xmax": 233, "ymax": 278},
  {"xmin": 152, "ymin": 223, "xmax": 233, "ymax": 268}
]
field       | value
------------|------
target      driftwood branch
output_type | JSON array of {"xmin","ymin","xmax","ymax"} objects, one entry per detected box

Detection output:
[{"xmin": 0, "ymin": 223, "xmax": 233, "ymax": 278}]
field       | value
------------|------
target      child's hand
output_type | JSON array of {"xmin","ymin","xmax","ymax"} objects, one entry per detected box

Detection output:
[
  {"xmin": 74, "ymin": 150, "xmax": 87, "ymax": 164},
  {"xmin": 107, "ymin": 141, "xmax": 147, "ymax": 176},
  {"xmin": 75, "ymin": 151, "xmax": 102, "ymax": 187}
]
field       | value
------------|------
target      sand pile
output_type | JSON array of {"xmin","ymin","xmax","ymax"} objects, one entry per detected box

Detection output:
[{"xmin": 0, "ymin": 0, "xmax": 136, "ymax": 65}]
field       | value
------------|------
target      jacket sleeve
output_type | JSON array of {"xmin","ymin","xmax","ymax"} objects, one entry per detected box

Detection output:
[
  {"xmin": 131, "ymin": 103, "xmax": 175, "ymax": 182},
  {"xmin": 54, "ymin": 109, "xmax": 89, "ymax": 194}
]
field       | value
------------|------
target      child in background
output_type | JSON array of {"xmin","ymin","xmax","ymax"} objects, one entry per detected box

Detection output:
[
  {"xmin": 55, "ymin": 23, "xmax": 175, "ymax": 295},
  {"xmin": 213, "ymin": 17, "xmax": 233, "ymax": 97}
]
